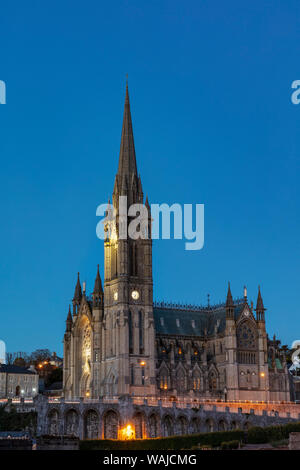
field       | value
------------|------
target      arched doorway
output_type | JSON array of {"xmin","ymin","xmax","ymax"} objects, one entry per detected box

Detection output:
[
  {"xmin": 84, "ymin": 410, "xmax": 99, "ymax": 439},
  {"xmin": 103, "ymin": 410, "xmax": 119, "ymax": 439},
  {"xmin": 149, "ymin": 414, "xmax": 159, "ymax": 438},
  {"xmin": 163, "ymin": 415, "xmax": 174, "ymax": 437},
  {"xmin": 205, "ymin": 418, "xmax": 214, "ymax": 433},
  {"xmin": 218, "ymin": 419, "xmax": 227, "ymax": 431},
  {"xmin": 65, "ymin": 409, "xmax": 79, "ymax": 436},
  {"xmin": 191, "ymin": 418, "xmax": 199, "ymax": 434},
  {"xmin": 133, "ymin": 412, "xmax": 146, "ymax": 439},
  {"xmin": 176, "ymin": 416, "xmax": 188, "ymax": 435},
  {"xmin": 48, "ymin": 409, "xmax": 59, "ymax": 435}
]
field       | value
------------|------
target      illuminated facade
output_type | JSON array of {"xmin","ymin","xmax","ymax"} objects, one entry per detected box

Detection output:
[{"xmin": 63, "ymin": 85, "xmax": 290, "ymax": 403}]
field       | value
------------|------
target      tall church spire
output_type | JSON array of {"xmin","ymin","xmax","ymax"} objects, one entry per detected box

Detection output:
[
  {"xmin": 73, "ymin": 272, "xmax": 82, "ymax": 302},
  {"xmin": 72, "ymin": 272, "xmax": 82, "ymax": 314},
  {"xmin": 255, "ymin": 285, "xmax": 266, "ymax": 322},
  {"xmin": 93, "ymin": 264, "xmax": 103, "ymax": 295},
  {"xmin": 226, "ymin": 282, "xmax": 234, "ymax": 319},
  {"xmin": 117, "ymin": 82, "xmax": 138, "ymax": 178}
]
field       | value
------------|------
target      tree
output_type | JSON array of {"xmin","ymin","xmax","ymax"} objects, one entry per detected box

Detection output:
[{"xmin": 30, "ymin": 349, "xmax": 52, "ymax": 365}]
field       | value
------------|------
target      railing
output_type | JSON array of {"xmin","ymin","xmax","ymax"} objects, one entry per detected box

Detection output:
[{"xmin": 154, "ymin": 297, "xmax": 244, "ymax": 312}]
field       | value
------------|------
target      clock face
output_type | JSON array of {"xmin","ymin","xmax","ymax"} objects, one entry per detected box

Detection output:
[
  {"xmin": 131, "ymin": 290, "xmax": 139, "ymax": 300},
  {"xmin": 113, "ymin": 292, "xmax": 118, "ymax": 301}
]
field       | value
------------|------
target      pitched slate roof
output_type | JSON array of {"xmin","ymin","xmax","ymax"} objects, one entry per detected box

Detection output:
[
  {"xmin": 153, "ymin": 301, "xmax": 244, "ymax": 337},
  {"xmin": 0, "ymin": 364, "xmax": 37, "ymax": 375}
]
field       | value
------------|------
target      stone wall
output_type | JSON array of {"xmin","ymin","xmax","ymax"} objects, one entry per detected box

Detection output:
[
  {"xmin": 34, "ymin": 395, "xmax": 300, "ymax": 440},
  {"xmin": 289, "ymin": 432, "xmax": 300, "ymax": 450},
  {"xmin": 36, "ymin": 436, "xmax": 79, "ymax": 450}
]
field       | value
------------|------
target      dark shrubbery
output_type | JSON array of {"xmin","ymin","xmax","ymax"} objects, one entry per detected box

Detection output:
[
  {"xmin": 247, "ymin": 422, "xmax": 300, "ymax": 444},
  {"xmin": 80, "ymin": 430, "xmax": 244, "ymax": 451},
  {"xmin": 0, "ymin": 405, "xmax": 37, "ymax": 433},
  {"xmin": 80, "ymin": 421, "xmax": 300, "ymax": 450},
  {"xmin": 220, "ymin": 440, "xmax": 240, "ymax": 450}
]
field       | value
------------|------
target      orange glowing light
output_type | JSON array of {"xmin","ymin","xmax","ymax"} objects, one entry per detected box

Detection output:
[
  {"xmin": 260, "ymin": 372, "xmax": 265, "ymax": 378},
  {"xmin": 38, "ymin": 364, "xmax": 43, "ymax": 368},
  {"xmin": 163, "ymin": 384, "xmax": 168, "ymax": 390},
  {"xmin": 178, "ymin": 348, "xmax": 182, "ymax": 355},
  {"xmin": 118, "ymin": 424, "xmax": 135, "ymax": 440},
  {"xmin": 85, "ymin": 391, "xmax": 90, "ymax": 397},
  {"xmin": 140, "ymin": 361, "xmax": 146, "ymax": 366}
]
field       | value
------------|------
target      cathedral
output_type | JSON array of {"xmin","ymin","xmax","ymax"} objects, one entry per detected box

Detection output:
[{"xmin": 63, "ymin": 84, "xmax": 290, "ymax": 404}]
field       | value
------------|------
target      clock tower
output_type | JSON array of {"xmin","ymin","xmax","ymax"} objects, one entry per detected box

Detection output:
[{"xmin": 100, "ymin": 83, "xmax": 156, "ymax": 396}]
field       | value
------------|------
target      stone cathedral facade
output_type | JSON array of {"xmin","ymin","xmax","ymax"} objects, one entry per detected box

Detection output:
[{"xmin": 63, "ymin": 85, "xmax": 290, "ymax": 404}]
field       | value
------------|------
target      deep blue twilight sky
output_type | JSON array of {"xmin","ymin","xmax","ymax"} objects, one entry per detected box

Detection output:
[{"xmin": 0, "ymin": 0, "xmax": 299, "ymax": 356}]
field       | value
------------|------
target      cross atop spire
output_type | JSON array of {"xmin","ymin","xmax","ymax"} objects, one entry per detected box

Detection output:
[{"xmin": 117, "ymin": 82, "xmax": 138, "ymax": 178}]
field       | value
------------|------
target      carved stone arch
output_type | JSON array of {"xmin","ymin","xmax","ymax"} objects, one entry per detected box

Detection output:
[
  {"xmin": 190, "ymin": 417, "xmax": 200, "ymax": 434},
  {"xmin": 175, "ymin": 415, "xmax": 188, "ymax": 435},
  {"xmin": 204, "ymin": 417, "xmax": 215, "ymax": 433},
  {"xmin": 65, "ymin": 408, "xmax": 79, "ymax": 436},
  {"xmin": 230, "ymin": 420, "xmax": 239, "ymax": 430},
  {"xmin": 103, "ymin": 409, "xmax": 120, "ymax": 439},
  {"xmin": 191, "ymin": 364, "xmax": 203, "ymax": 392},
  {"xmin": 148, "ymin": 413, "xmax": 160, "ymax": 438},
  {"xmin": 208, "ymin": 364, "xmax": 219, "ymax": 392},
  {"xmin": 175, "ymin": 340, "xmax": 185, "ymax": 358},
  {"xmin": 162, "ymin": 414, "xmax": 174, "ymax": 437},
  {"xmin": 84, "ymin": 408, "xmax": 100, "ymax": 439},
  {"xmin": 75, "ymin": 299, "xmax": 93, "ymax": 329},
  {"xmin": 47, "ymin": 408, "xmax": 60, "ymax": 435},
  {"xmin": 158, "ymin": 361, "xmax": 170, "ymax": 390},
  {"xmin": 217, "ymin": 418, "xmax": 227, "ymax": 431},
  {"xmin": 133, "ymin": 411, "xmax": 147, "ymax": 439},
  {"xmin": 77, "ymin": 314, "xmax": 92, "ymax": 397},
  {"xmin": 103, "ymin": 367, "xmax": 118, "ymax": 396},
  {"xmin": 175, "ymin": 363, "xmax": 188, "ymax": 393}
]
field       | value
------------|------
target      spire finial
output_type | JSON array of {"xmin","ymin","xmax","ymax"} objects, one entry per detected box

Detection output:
[
  {"xmin": 93, "ymin": 264, "xmax": 103, "ymax": 297},
  {"xmin": 66, "ymin": 305, "xmax": 72, "ymax": 331},
  {"xmin": 117, "ymin": 81, "xmax": 137, "ymax": 178},
  {"xmin": 73, "ymin": 272, "xmax": 82, "ymax": 302},
  {"xmin": 226, "ymin": 282, "xmax": 234, "ymax": 308}
]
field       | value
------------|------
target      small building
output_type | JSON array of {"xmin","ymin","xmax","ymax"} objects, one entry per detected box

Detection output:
[{"xmin": 0, "ymin": 364, "xmax": 39, "ymax": 398}]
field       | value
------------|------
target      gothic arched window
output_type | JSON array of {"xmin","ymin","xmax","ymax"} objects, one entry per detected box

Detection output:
[
  {"xmin": 192, "ymin": 371, "xmax": 201, "ymax": 391},
  {"xmin": 177, "ymin": 369, "xmax": 187, "ymax": 392},
  {"xmin": 237, "ymin": 322, "xmax": 257, "ymax": 350}
]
